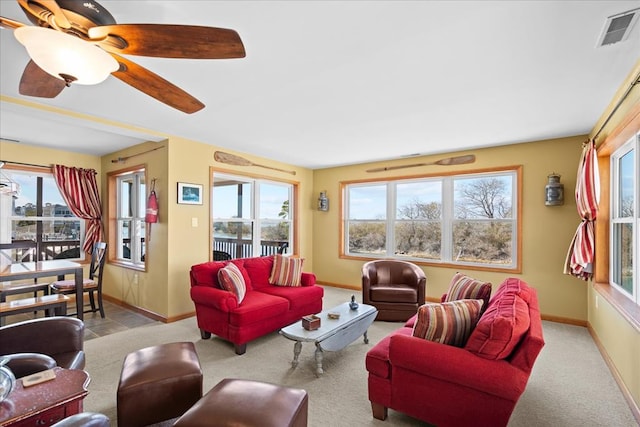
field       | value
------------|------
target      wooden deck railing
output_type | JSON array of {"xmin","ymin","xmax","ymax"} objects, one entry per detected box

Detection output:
[
  {"xmin": 213, "ymin": 238, "xmax": 288, "ymax": 260},
  {"xmin": 0, "ymin": 240, "xmax": 82, "ymax": 262}
]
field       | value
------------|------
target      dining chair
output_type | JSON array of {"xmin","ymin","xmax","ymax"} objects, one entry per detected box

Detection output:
[{"xmin": 50, "ymin": 242, "xmax": 107, "ymax": 318}]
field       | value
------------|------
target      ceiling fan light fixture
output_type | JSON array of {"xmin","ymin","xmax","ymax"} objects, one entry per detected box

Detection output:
[{"xmin": 14, "ymin": 26, "xmax": 118, "ymax": 85}]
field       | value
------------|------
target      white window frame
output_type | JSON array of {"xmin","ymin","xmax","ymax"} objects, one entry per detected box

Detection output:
[
  {"xmin": 212, "ymin": 172, "xmax": 294, "ymax": 258},
  {"xmin": 610, "ymin": 132, "xmax": 639, "ymax": 305},
  {"xmin": 343, "ymin": 167, "xmax": 520, "ymax": 271},
  {"xmin": 115, "ymin": 170, "xmax": 145, "ymax": 267}
]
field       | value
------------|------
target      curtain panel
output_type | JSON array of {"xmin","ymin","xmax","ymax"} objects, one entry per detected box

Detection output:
[
  {"xmin": 53, "ymin": 165, "xmax": 103, "ymax": 253},
  {"xmin": 564, "ymin": 140, "xmax": 600, "ymax": 280}
]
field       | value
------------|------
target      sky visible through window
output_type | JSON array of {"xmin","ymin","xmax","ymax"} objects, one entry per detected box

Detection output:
[
  {"xmin": 213, "ymin": 182, "xmax": 288, "ymax": 219},
  {"xmin": 349, "ymin": 175, "xmax": 512, "ymax": 220},
  {"xmin": 10, "ymin": 171, "xmax": 65, "ymax": 208}
]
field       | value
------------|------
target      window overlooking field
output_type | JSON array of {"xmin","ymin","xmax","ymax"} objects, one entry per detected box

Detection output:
[
  {"xmin": 0, "ymin": 167, "xmax": 84, "ymax": 264},
  {"xmin": 343, "ymin": 167, "xmax": 520, "ymax": 271}
]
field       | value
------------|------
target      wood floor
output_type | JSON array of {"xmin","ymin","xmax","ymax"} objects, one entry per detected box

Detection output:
[{"xmin": 2, "ymin": 299, "xmax": 160, "ymax": 341}]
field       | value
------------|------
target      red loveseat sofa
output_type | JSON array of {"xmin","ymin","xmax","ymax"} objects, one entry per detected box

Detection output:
[
  {"xmin": 365, "ymin": 278, "xmax": 545, "ymax": 427},
  {"xmin": 190, "ymin": 255, "xmax": 323, "ymax": 355}
]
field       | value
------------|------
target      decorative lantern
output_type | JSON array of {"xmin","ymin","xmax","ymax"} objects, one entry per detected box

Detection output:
[
  {"xmin": 545, "ymin": 173, "xmax": 564, "ymax": 206},
  {"xmin": 318, "ymin": 191, "xmax": 329, "ymax": 211}
]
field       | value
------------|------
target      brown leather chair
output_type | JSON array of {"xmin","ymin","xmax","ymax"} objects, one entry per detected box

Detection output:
[
  {"xmin": 0, "ymin": 316, "xmax": 85, "ymax": 370},
  {"xmin": 362, "ymin": 260, "xmax": 426, "ymax": 321},
  {"xmin": 2, "ymin": 352, "xmax": 56, "ymax": 378}
]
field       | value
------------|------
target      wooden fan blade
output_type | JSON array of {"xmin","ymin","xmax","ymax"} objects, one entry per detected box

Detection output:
[
  {"xmin": 89, "ymin": 24, "xmax": 246, "ymax": 59},
  {"xmin": 17, "ymin": 0, "xmax": 70, "ymax": 28},
  {"xmin": 0, "ymin": 16, "xmax": 26, "ymax": 30},
  {"xmin": 110, "ymin": 53, "xmax": 204, "ymax": 114},
  {"xmin": 366, "ymin": 155, "xmax": 476, "ymax": 173},
  {"xmin": 214, "ymin": 151, "xmax": 296, "ymax": 175},
  {"xmin": 19, "ymin": 60, "xmax": 66, "ymax": 98}
]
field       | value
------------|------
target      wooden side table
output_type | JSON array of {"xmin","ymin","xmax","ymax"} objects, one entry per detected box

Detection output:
[{"xmin": 0, "ymin": 368, "xmax": 90, "ymax": 427}]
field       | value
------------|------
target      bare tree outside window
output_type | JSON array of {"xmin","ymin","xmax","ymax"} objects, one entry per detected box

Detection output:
[
  {"xmin": 453, "ymin": 176, "xmax": 513, "ymax": 265},
  {"xmin": 344, "ymin": 169, "xmax": 518, "ymax": 269},
  {"xmin": 395, "ymin": 199, "xmax": 441, "ymax": 259}
]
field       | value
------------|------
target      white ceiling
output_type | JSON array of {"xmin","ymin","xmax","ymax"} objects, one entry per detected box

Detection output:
[{"xmin": 1, "ymin": 1, "xmax": 639, "ymax": 169}]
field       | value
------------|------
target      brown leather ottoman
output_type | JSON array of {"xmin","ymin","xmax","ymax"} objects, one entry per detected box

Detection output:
[
  {"xmin": 117, "ymin": 342, "xmax": 202, "ymax": 427},
  {"xmin": 174, "ymin": 378, "xmax": 308, "ymax": 427}
]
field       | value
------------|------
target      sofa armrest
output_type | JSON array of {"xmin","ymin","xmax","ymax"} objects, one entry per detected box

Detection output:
[
  {"xmin": 301, "ymin": 272, "xmax": 316, "ymax": 286},
  {"xmin": 190, "ymin": 286, "xmax": 239, "ymax": 312},
  {"xmin": 389, "ymin": 334, "xmax": 529, "ymax": 399}
]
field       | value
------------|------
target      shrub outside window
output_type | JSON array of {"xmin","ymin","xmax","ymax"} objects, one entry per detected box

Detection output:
[{"xmin": 343, "ymin": 167, "xmax": 520, "ymax": 271}]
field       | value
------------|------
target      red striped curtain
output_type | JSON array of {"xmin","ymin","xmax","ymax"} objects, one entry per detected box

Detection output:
[
  {"xmin": 564, "ymin": 140, "xmax": 600, "ymax": 280},
  {"xmin": 53, "ymin": 165, "xmax": 103, "ymax": 254}
]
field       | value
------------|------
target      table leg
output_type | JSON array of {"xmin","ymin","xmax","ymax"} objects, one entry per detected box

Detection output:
[
  {"xmin": 314, "ymin": 344, "xmax": 324, "ymax": 376},
  {"xmin": 291, "ymin": 341, "xmax": 302, "ymax": 368},
  {"xmin": 364, "ymin": 330, "xmax": 369, "ymax": 344},
  {"xmin": 74, "ymin": 267, "xmax": 83, "ymax": 321}
]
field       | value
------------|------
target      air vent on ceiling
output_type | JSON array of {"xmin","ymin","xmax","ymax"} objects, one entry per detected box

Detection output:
[{"xmin": 597, "ymin": 8, "xmax": 640, "ymax": 47}]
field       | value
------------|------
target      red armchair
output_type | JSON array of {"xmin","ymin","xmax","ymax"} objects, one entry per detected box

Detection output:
[{"xmin": 366, "ymin": 278, "xmax": 544, "ymax": 426}]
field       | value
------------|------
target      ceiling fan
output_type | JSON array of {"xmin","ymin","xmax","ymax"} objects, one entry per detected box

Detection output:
[{"xmin": 0, "ymin": 0, "xmax": 246, "ymax": 113}]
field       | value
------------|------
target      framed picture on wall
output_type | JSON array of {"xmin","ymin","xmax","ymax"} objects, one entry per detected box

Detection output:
[{"xmin": 177, "ymin": 182, "xmax": 203, "ymax": 205}]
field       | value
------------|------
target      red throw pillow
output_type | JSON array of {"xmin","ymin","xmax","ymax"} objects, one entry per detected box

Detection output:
[{"xmin": 465, "ymin": 292, "xmax": 530, "ymax": 359}]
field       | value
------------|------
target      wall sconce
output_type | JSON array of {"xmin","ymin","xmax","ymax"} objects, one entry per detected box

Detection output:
[
  {"xmin": 545, "ymin": 173, "xmax": 564, "ymax": 206},
  {"xmin": 318, "ymin": 191, "xmax": 329, "ymax": 211}
]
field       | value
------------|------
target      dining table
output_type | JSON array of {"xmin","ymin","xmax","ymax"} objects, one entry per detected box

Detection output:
[{"xmin": 0, "ymin": 260, "xmax": 85, "ymax": 321}]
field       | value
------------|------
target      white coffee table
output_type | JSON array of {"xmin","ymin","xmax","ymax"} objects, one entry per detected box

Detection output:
[{"xmin": 280, "ymin": 302, "xmax": 377, "ymax": 376}]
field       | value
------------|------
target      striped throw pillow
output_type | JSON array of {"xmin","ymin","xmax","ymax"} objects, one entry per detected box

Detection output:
[
  {"xmin": 444, "ymin": 273, "xmax": 492, "ymax": 312},
  {"xmin": 269, "ymin": 255, "xmax": 304, "ymax": 287},
  {"xmin": 412, "ymin": 299, "xmax": 484, "ymax": 347},
  {"xmin": 218, "ymin": 262, "xmax": 247, "ymax": 303}
]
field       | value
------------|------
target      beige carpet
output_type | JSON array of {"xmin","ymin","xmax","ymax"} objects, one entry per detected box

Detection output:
[{"xmin": 83, "ymin": 286, "xmax": 637, "ymax": 426}]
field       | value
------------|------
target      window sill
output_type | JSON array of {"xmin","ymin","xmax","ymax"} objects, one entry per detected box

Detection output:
[
  {"xmin": 593, "ymin": 281, "xmax": 640, "ymax": 333},
  {"xmin": 108, "ymin": 259, "xmax": 146, "ymax": 272}
]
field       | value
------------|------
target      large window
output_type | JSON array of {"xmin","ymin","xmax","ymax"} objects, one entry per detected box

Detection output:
[
  {"xmin": 610, "ymin": 133, "xmax": 639, "ymax": 305},
  {"xmin": 343, "ymin": 167, "xmax": 520, "ymax": 271},
  {"xmin": 0, "ymin": 166, "xmax": 84, "ymax": 264},
  {"xmin": 212, "ymin": 172, "xmax": 295, "ymax": 259},
  {"xmin": 108, "ymin": 167, "xmax": 146, "ymax": 269}
]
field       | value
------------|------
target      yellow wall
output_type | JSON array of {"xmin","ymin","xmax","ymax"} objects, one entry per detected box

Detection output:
[
  {"xmin": 587, "ymin": 60, "xmax": 640, "ymax": 414},
  {"xmin": 100, "ymin": 141, "xmax": 170, "ymax": 318},
  {"xmin": 99, "ymin": 137, "xmax": 315, "ymax": 320},
  {"xmin": 313, "ymin": 136, "xmax": 587, "ymax": 321},
  {"xmin": 0, "ymin": 140, "xmax": 100, "ymax": 172}
]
